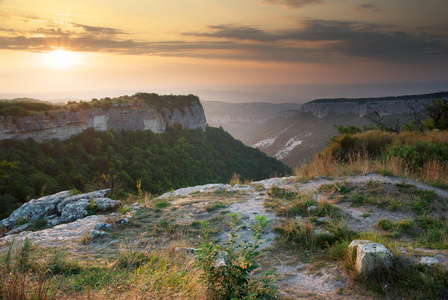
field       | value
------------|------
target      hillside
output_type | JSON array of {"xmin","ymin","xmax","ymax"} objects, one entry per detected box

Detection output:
[
  {"xmin": 202, "ymin": 101, "xmax": 301, "ymax": 144},
  {"xmin": 234, "ymin": 92, "xmax": 445, "ymax": 166},
  {"xmin": 1, "ymin": 126, "xmax": 447, "ymax": 299},
  {"xmin": 0, "ymin": 126, "xmax": 290, "ymax": 221}
]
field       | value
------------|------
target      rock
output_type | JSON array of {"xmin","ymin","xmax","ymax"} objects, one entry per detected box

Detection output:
[
  {"xmin": 5, "ymin": 223, "xmax": 31, "ymax": 236},
  {"xmin": 420, "ymin": 256, "xmax": 439, "ymax": 266},
  {"xmin": 60, "ymin": 199, "xmax": 90, "ymax": 223},
  {"xmin": 94, "ymin": 198, "xmax": 121, "ymax": 211},
  {"xmin": 348, "ymin": 240, "xmax": 372, "ymax": 250},
  {"xmin": 316, "ymin": 217, "xmax": 329, "ymax": 224},
  {"xmin": 233, "ymin": 184, "xmax": 240, "ymax": 188},
  {"xmin": 307, "ymin": 206, "xmax": 317, "ymax": 212},
  {"xmin": 355, "ymin": 243, "xmax": 394, "ymax": 275},
  {"xmin": 94, "ymin": 222, "xmax": 112, "ymax": 231},
  {"xmin": 0, "ymin": 189, "xmax": 120, "ymax": 230},
  {"xmin": 0, "ymin": 100, "xmax": 206, "ymax": 142},
  {"xmin": 115, "ymin": 218, "xmax": 129, "ymax": 224},
  {"xmin": 46, "ymin": 217, "xmax": 62, "ymax": 227},
  {"xmin": 314, "ymin": 229, "xmax": 333, "ymax": 237},
  {"xmin": 90, "ymin": 230, "xmax": 107, "ymax": 238},
  {"xmin": 175, "ymin": 247, "xmax": 197, "ymax": 253},
  {"xmin": 56, "ymin": 190, "xmax": 110, "ymax": 213},
  {"xmin": 0, "ymin": 190, "xmax": 70, "ymax": 228}
]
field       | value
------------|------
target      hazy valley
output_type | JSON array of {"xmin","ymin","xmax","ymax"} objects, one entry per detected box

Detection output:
[{"xmin": 205, "ymin": 92, "xmax": 448, "ymax": 166}]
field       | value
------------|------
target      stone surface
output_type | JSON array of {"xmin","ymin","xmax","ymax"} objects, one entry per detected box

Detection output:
[
  {"xmin": 1, "ymin": 189, "xmax": 120, "ymax": 234},
  {"xmin": 5, "ymin": 223, "xmax": 30, "ymax": 236},
  {"xmin": 94, "ymin": 222, "xmax": 112, "ymax": 230},
  {"xmin": 316, "ymin": 217, "xmax": 329, "ymax": 224},
  {"xmin": 90, "ymin": 230, "xmax": 107, "ymax": 238},
  {"xmin": 420, "ymin": 256, "xmax": 439, "ymax": 266},
  {"xmin": 355, "ymin": 243, "xmax": 394, "ymax": 275},
  {"xmin": 115, "ymin": 218, "xmax": 129, "ymax": 224},
  {"xmin": 0, "ymin": 190, "xmax": 71, "ymax": 228},
  {"xmin": 307, "ymin": 205, "xmax": 317, "ymax": 212},
  {"xmin": 348, "ymin": 240, "xmax": 372, "ymax": 250}
]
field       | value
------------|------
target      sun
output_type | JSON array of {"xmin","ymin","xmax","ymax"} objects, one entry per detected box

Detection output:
[{"xmin": 43, "ymin": 49, "xmax": 82, "ymax": 70}]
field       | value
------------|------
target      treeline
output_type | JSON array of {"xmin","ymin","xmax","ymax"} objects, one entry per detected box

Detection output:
[
  {"xmin": 0, "ymin": 93, "xmax": 201, "ymax": 117},
  {"xmin": 311, "ymin": 91, "xmax": 448, "ymax": 104},
  {"xmin": 0, "ymin": 126, "xmax": 290, "ymax": 220},
  {"xmin": 0, "ymin": 101, "xmax": 58, "ymax": 117}
]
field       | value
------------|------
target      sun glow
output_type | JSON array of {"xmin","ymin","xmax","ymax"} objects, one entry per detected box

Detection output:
[{"xmin": 43, "ymin": 49, "xmax": 82, "ymax": 70}]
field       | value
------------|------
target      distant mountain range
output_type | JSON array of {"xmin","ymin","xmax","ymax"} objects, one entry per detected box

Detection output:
[{"xmin": 204, "ymin": 91, "xmax": 448, "ymax": 167}]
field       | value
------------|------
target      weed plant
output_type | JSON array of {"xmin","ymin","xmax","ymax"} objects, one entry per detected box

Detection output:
[{"xmin": 196, "ymin": 213, "xmax": 278, "ymax": 299}]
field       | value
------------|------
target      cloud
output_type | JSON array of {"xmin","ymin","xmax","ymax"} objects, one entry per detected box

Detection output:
[
  {"xmin": 72, "ymin": 23, "xmax": 125, "ymax": 35},
  {"xmin": 0, "ymin": 18, "xmax": 447, "ymax": 64},
  {"xmin": 260, "ymin": 0, "xmax": 324, "ymax": 9},
  {"xmin": 184, "ymin": 21, "xmax": 448, "ymax": 62},
  {"xmin": 350, "ymin": 3, "xmax": 383, "ymax": 12}
]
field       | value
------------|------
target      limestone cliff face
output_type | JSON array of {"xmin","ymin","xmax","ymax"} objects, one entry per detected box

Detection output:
[
  {"xmin": 301, "ymin": 99, "xmax": 426, "ymax": 118},
  {"xmin": 0, "ymin": 102, "xmax": 207, "ymax": 142}
]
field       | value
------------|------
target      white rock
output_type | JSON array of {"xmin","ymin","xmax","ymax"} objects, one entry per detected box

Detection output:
[
  {"xmin": 307, "ymin": 205, "xmax": 317, "ymax": 212},
  {"xmin": 90, "ymin": 230, "xmax": 107, "ymax": 238},
  {"xmin": 420, "ymin": 256, "xmax": 439, "ymax": 266},
  {"xmin": 355, "ymin": 243, "xmax": 393, "ymax": 275},
  {"xmin": 94, "ymin": 222, "xmax": 112, "ymax": 230},
  {"xmin": 348, "ymin": 240, "xmax": 372, "ymax": 250}
]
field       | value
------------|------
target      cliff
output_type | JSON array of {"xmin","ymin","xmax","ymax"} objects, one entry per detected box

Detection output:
[
  {"xmin": 301, "ymin": 92, "xmax": 448, "ymax": 118},
  {"xmin": 0, "ymin": 93, "xmax": 207, "ymax": 142}
]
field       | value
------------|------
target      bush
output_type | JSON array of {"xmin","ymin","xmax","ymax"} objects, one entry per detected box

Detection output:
[{"xmin": 196, "ymin": 214, "xmax": 278, "ymax": 299}]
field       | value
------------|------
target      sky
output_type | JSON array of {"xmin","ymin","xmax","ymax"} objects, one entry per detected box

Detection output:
[{"xmin": 1, "ymin": 0, "xmax": 448, "ymax": 102}]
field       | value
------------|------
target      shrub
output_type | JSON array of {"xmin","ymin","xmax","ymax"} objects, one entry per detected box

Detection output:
[
  {"xmin": 31, "ymin": 218, "xmax": 47, "ymax": 231},
  {"xmin": 196, "ymin": 214, "xmax": 278, "ymax": 299},
  {"xmin": 17, "ymin": 238, "xmax": 33, "ymax": 272}
]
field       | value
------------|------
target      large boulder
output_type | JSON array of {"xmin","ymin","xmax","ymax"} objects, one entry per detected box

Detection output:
[
  {"xmin": 1, "ymin": 189, "xmax": 120, "ymax": 231},
  {"xmin": 0, "ymin": 191, "xmax": 71, "ymax": 228},
  {"xmin": 355, "ymin": 243, "xmax": 394, "ymax": 275}
]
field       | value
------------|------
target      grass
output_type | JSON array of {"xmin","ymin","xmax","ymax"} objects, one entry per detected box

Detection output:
[
  {"xmin": 0, "ymin": 238, "xmax": 206, "ymax": 299},
  {"xmin": 294, "ymin": 130, "xmax": 448, "ymax": 189}
]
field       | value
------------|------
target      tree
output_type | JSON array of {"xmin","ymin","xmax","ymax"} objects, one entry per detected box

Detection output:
[
  {"xmin": 0, "ymin": 160, "xmax": 18, "ymax": 178},
  {"xmin": 425, "ymin": 98, "xmax": 448, "ymax": 130}
]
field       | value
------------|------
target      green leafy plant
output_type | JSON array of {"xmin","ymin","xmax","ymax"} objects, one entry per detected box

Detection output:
[
  {"xmin": 196, "ymin": 214, "xmax": 278, "ymax": 299},
  {"xmin": 31, "ymin": 218, "xmax": 48, "ymax": 231},
  {"xmin": 87, "ymin": 196, "xmax": 100, "ymax": 215},
  {"xmin": 17, "ymin": 237, "xmax": 33, "ymax": 272}
]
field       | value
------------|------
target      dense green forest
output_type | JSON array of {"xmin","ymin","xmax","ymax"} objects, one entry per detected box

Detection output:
[{"xmin": 0, "ymin": 126, "xmax": 290, "ymax": 220}]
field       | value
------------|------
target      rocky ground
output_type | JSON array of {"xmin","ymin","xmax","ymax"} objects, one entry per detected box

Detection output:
[{"xmin": 1, "ymin": 174, "xmax": 447, "ymax": 299}]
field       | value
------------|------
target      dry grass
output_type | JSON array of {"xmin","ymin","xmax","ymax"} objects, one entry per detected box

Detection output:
[
  {"xmin": 0, "ymin": 241, "xmax": 207, "ymax": 300},
  {"xmin": 294, "ymin": 152, "xmax": 448, "ymax": 189}
]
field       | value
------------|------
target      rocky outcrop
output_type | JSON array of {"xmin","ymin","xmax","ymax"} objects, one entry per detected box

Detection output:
[
  {"xmin": 0, "ymin": 189, "xmax": 120, "ymax": 231},
  {"xmin": 301, "ymin": 99, "xmax": 425, "ymax": 118},
  {"xmin": 0, "ymin": 101, "xmax": 207, "ymax": 142}
]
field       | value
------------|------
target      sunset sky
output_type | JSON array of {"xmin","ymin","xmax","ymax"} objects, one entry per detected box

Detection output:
[{"xmin": 1, "ymin": 0, "xmax": 448, "ymax": 101}]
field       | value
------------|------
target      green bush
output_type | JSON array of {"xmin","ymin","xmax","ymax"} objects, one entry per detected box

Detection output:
[
  {"xmin": 196, "ymin": 214, "xmax": 278, "ymax": 300},
  {"xmin": 387, "ymin": 141, "xmax": 448, "ymax": 171}
]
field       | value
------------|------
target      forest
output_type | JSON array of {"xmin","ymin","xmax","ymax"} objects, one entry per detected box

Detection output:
[{"xmin": 0, "ymin": 126, "xmax": 290, "ymax": 220}]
